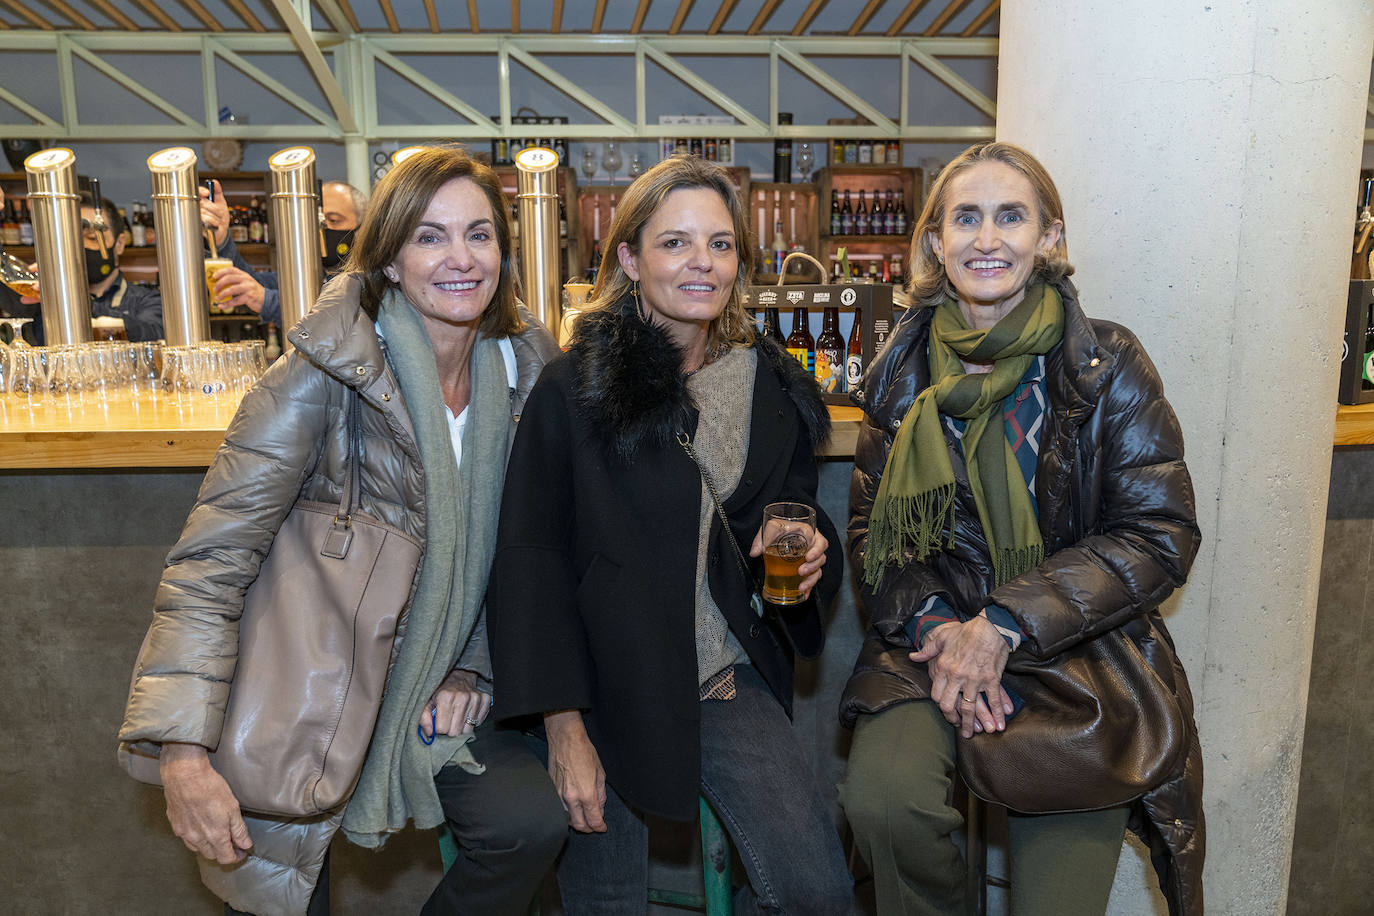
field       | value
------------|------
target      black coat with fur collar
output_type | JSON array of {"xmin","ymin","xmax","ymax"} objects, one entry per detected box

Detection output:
[{"xmin": 488, "ymin": 299, "xmax": 840, "ymax": 820}]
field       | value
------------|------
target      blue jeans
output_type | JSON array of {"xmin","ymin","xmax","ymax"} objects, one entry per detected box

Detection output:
[{"xmin": 554, "ymin": 664, "xmax": 853, "ymax": 915}]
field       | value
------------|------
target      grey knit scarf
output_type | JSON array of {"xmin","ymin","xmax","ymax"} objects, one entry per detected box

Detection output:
[{"xmin": 340, "ymin": 287, "xmax": 511, "ymax": 847}]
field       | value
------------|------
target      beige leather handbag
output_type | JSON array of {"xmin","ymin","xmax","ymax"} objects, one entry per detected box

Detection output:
[{"xmin": 121, "ymin": 389, "xmax": 422, "ymax": 816}]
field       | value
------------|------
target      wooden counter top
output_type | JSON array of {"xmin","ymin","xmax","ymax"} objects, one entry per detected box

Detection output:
[
  {"xmin": 0, "ymin": 392, "xmax": 867, "ymax": 469},
  {"xmin": 1334, "ymin": 403, "xmax": 1374, "ymax": 447}
]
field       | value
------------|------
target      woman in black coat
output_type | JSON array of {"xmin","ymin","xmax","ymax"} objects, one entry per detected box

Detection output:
[
  {"xmin": 488, "ymin": 156, "xmax": 853, "ymax": 914},
  {"xmin": 838, "ymin": 141, "xmax": 1204, "ymax": 916}
]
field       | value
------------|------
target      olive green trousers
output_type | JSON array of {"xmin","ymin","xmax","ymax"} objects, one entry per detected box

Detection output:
[{"xmin": 839, "ymin": 700, "xmax": 1130, "ymax": 916}]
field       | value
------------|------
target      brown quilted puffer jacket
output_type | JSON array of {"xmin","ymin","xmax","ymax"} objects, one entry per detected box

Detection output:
[{"xmin": 841, "ymin": 279, "xmax": 1205, "ymax": 916}]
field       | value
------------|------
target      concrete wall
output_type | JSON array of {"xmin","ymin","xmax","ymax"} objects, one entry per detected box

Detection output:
[{"xmin": 997, "ymin": 1, "xmax": 1374, "ymax": 913}]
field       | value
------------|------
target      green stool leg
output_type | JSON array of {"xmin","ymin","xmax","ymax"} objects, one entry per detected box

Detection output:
[{"xmin": 698, "ymin": 796, "xmax": 732, "ymax": 916}]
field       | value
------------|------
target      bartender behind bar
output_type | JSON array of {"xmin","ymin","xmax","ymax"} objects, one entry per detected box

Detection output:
[
  {"xmin": 203, "ymin": 179, "xmax": 365, "ymax": 325},
  {"xmin": 0, "ymin": 184, "xmax": 169, "ymax": 343}
]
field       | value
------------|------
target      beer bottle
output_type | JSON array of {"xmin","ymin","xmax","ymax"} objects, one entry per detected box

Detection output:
[
  {"xmin": 846, "ymin": 306, "xmax": 864, "ymax": 392},
  {"xmin": 894, "ymin": 190, "xmax": 909, "ymax": 236},
  {"xmin": 786, "ymin": 307, "xmax": 814, "ymax": 373},
  {"xmin": 883, "ymin": 189, "xmax": 897, "ymax": 235},
  {"xmin": 1, "ymin": 200, "xmax": 18, "ymax": 246},
  {"xmin": 17, "ymin": 197, "xmax": 33, "ymax": 246},
  {"xmin": 248, "ymin": 197, "xmax": 264, "ymax": 243},
  {"xmin": 771, "ymin": 221, "xmax": 788, "ymax": 276},
  {"xmin": 855, "ymin": 190, "xmax": 869, "ymax": 236},
  {"xmin": 130, "ymin": 203, "xmax": 146, "ymax": 247},
  {"xmin": 816, "ymin": 306, "xmax": 845, "ymax": 394},
  {"xmin": 144, "ymin": 203, "xmax": 158, "ymax": 247},
  {"xmin": 762, "ymin": 307, "xmax": 786, "ymax": 346},
  {"xmin": 829, "ymin": 190, "xmax": 841, "ymax": 236},
  {"xmin": 773, "ymin": 113, "xmax": 793, "ymax": 182},
  {"xmin": 840, "ymin": 190, "xmax": 855, "ymax": 235}
]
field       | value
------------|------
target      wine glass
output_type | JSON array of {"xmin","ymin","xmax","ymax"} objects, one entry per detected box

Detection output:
[
  {"xmin": 628, "ymin": 152, "xmax": 645, "ymax": 180},
  {"xmin": 796, "ymin": 143, "xmax": 816, "ymax": 183},
  {"xmin": 602, "ymin": 143, "xmax": 622, "ymax": 185},
  {"xmin": 580, "ymin": 147, "xmax": 598, "ymax": 183}
]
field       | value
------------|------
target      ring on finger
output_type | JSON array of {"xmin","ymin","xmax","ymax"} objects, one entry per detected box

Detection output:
[
  {"xmin": 960, "ymin": 694, "xmax": 976, "ymax": 705},
  {"xmin": 463, "ymin": 716, "xmax": 478, "ymax": 725}
]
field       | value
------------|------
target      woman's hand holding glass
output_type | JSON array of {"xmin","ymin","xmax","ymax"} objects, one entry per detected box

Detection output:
[
  {"xmin": 750, "ymin": 502, "xmax": 828, "ymax": 605},
  {"xmin": 420, "ymin": 668, "xmax": 491, "ymax": 738},
  {"xmin": 911, "ymin": 616, "xmax": 1014, "ymax": 739}
]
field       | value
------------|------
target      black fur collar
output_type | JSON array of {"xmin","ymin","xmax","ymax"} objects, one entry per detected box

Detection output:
[{"xmin": 568, "ymin": 298, "xmax": 830, "ymax": 460}]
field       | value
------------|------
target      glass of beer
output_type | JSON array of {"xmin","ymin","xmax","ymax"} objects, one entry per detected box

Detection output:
[
  {"xmin": 204, "ymin": 257, "xmax": 233, "ymax": 311},
  {"xmin": 761, "ymin": 501, "xmax": 817, "ymax": 605}
]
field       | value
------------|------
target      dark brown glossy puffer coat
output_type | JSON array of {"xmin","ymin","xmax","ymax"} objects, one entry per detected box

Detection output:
[{"xmin": 841, "ymin": 280, "xmax": 1204, "ymax": 916}]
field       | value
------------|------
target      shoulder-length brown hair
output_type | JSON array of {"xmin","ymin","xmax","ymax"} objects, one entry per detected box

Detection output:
[
  {"xmin": 584, "ymin": 155, "xmax": 756, "ymax": 351},
  {"xmin": 908, "ymin": 141, "xmax": 1073, "ymax": 309},
  {"xmin": 345, "ymin": 144, "xmax": 523, "ymax": 337}
]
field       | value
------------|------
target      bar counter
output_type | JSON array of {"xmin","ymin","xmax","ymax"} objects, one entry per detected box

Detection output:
[{"xmin": 0, "ymin": 391, "xmax": 866, "ymax": 467}]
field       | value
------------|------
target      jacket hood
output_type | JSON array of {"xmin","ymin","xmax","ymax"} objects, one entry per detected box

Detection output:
[
  {"xmin": 567, "ymin": 297, "xmax": 830, "ymax": 460},
  {"xmin": 857, "ymin": 278, "xmax": 1115, "ymax": 431}
]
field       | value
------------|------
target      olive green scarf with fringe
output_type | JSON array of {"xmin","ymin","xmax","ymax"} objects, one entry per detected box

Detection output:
[{"xmin": 862, "ymin": 282, "xmax": 1063, "ymax": 590}]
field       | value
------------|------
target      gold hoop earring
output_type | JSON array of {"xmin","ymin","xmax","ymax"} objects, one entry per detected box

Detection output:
[{"xmin": 632, "ymin": 281, "xmax": 648, "ymax": 322}]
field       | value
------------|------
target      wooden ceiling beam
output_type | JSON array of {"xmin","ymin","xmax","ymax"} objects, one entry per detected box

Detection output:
[
  {"xmin": 333, "ymin": 0, "xmax": 361, "ymax": 33},
  {"xmin": 512, "ymin": 0, "xmax": 519, "ymax": 33},
  {"xmin": 707, "ymin": 0, "xmax": 737, "ymax": 34},
  {"xmin": 925, "ymin": 0, "xmax": 973, "ymax": 36},
  {"xmin": 552, "ymin": 0, "xmax": 563, "ymax": 33},
  {"xmin": 378, "ymin": 0, "xmax": 399, "ymax": 32},
  {"xmin": 746, "ymin": 0, "xmax": 782, "ymax": 35},
  {"xmin": 130, "ymin": 0, "xmax": 182, "ymax": 31},
  {"xmin": 791, "ymin": 0, "xmax": 829, "ymax": 36},
  {"xmin": 39, "ymin": 0, "xmax": 97, "ymax": 30},
  {"xmin": 669, "ymin": 0, "xmax": 693, "ymax": 34},
  {"xmin": 0, "ymin": 0, "xmax": 53, "ymax": 30},
  {"xmin": 630, "ymin": 0, "xmax": 651, "ymax": 34},
  {"xmin": 421, "ymin": 0, "xmax": 439, "ymax": 32},
  {"xmin": 178, "ymin": 0, "xmax": 223, "ymax": 31},
  {"xmin": 466, "ymin": 0, "xmax": 478, "ymax": 32},
  {"xmin": 847, "ymin": 0, "xmax": 886, "ymax": 36},
  {"xmin": 960, "ymin": 0, "xmax": 999, "ymax": 36},
  {"xmin": 222, "ymin": 0, "xmax": 267, "ymax": 31},
  {"xmin": 885, "ymin": 0, "xmax": 931, "ymax": 35},
  {"xmin": 592, "ymin": 0, "xmax": 607, "ymax": 33}
]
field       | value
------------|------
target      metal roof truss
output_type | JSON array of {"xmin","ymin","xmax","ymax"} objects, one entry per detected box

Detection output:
[{"xmin": 0, "ymin": 32, "xmax": 997, "ymax": 144}]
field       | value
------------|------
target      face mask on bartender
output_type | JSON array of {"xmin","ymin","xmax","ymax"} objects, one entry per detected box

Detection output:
[{"xmin": 321, "ymin": 227, "xmax": 354, "ymax": 272}]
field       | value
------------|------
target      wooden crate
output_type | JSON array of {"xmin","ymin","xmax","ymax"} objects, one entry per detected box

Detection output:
[
  {"xmin": 748, "ymin": 182, "xmax": 820, "ymax": 284},
  {"xmin": 816, "ymin": 165, "xmax": 921, "ymax": 281}
]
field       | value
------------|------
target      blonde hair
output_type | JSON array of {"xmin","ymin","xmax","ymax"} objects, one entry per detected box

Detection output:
[
  {"xmin": 346, "ymin": 144, "xmax": 523, "ymax": 336},
  {"xmin": 908, "ymin": 141, "xmax": 1073, "ymax": 309},
  {"xmin": 584, "ymin": 155, "xmax": 756, "ymax": 351}
]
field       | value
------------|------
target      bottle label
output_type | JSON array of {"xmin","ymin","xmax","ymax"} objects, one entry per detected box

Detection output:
[
  {"xmin": 815, "ymin": 349, "xmax": 844, "ymax": 393},
  {"xmin": 847, "ymin": 354, "xmax": 864, "ymax": 388},
  {"xmin": 1364, "ymin": 348, "xmax": 1374, "ymax": 386},
  {"xmin": 787, "ymin": 347, "xmax": 811, "ymax": 373}
]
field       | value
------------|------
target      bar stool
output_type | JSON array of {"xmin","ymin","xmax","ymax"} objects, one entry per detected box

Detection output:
[
  {"xmin": 963, "ymin": 791, "xmax": 1011, "ymax": 916},
  {"xmin": 437, "ymin": 795, "xmax": 732, "ymax": 915}
]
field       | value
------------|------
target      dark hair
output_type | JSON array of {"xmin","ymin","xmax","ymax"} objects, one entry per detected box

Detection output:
[
  {"xmin": 78, "ymin": 191, "xmax": 125, "ymax": 241},
  {"xmin": 345, "ymin": 144, "xmax": 523, "ymax": 336},
  {"xmin": 584, "ymin": 155, "xmax": 756, "ymax": 351},
  {"xmin": 908, "ymin": 141, "xmax": 1073, "ymax": 308}
]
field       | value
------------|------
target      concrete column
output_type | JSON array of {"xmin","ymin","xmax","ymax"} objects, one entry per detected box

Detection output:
[{"xmin": 996, "ymin": 2, "xmax": 1373, "ymax": 914}]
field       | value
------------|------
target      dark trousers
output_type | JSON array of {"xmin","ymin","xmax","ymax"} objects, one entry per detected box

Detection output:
[
  {"xmin": 420, "ymin": 721, "xmax": 568, "ymax": 916},
  {"xmin": 552, "ymin": 664, "xmax": 853, "ymax": 915},
  {"xmin": 228, "ymin": 721, "xmax": 565, "ymax": 916}
]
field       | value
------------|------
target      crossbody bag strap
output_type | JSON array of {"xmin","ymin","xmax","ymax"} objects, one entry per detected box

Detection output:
[{"xmin": 676, "ymin": 431, "xmax": 758, "ymax": 593}]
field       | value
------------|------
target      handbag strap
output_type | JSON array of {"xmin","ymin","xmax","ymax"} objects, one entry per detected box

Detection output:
[
  {"xmin": 676, "ymin": 431, "xmax": 758, "ymax": 591},
  {"xmin": 337, "ymin": 386, "xmax": 362, "ymax": 523}
]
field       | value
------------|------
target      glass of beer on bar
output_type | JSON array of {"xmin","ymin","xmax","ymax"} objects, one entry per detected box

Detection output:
[{"xmin": 761, "ymin": 502, "xmax": 817, "ymax": 605}]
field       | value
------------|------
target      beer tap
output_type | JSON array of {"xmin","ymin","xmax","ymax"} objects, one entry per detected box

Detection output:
[
  {"xmin": 203, "ymin": 179, "xmax": 219, "ymax": 258},
  {"xmin": 86, "ymin": 176, "xmax": 109, "ymax": 259},
  {"xmin": 1355, "ymin": 178, "xmax": 1374, "ymax": 258},
  {"xmin": 317, "ymin": 177, "xmax": 327, "ymax": 260}
]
